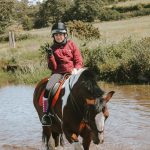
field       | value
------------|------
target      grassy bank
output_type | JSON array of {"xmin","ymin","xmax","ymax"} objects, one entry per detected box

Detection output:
[{"xmin": 0, "ymin": 16, "xmax": 150, "ymax": 85}]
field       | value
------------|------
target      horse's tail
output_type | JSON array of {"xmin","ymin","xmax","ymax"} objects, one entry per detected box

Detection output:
[
  {"xmin": 42, "ymin": 133, "xmax": 49, "ymax": 150},
  {"xmin": 42, "ymin": 131, "xmax": 47, "ymax": 143},
  {"xmin": 42, "ymin": 127, "xmax": 51, "ymax": 150},
  {"xmin": 33, "ymin": 77, "xmax": 48, "ymax": 115},
  {"xmin": 33, "ymin": 77, "xmax": 48, "ymax": 104}
]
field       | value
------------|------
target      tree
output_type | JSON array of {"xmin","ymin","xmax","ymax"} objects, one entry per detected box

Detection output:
[
  {"xmin": 71, "ymin": 0, "xmax": 103, "ymax": 22},
  {"xmin": 35, "ymin": 0, "xmax": 73, "ymax": 28},
  {"xmin": 14, "ymin": 0, "xmax": 38, "ymax": 30},
  {"xmin": 0, "ymin": 0, "xmax": 15, "ymax": 34}
]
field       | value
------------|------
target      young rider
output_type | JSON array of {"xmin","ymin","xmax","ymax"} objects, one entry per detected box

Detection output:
[{"xmin": 41, "ymin": 22, "xmax": 83, "ymax": 126}]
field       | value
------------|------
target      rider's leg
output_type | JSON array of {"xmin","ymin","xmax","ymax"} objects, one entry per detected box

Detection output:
[{"xmin": 41, "ymin": 73, "xmax": 63, "ymax": 126}]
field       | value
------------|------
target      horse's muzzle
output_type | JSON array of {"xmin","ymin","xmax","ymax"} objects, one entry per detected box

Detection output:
[
  {"xmin": 93, "ymin": 137, "xmax": 100, "ymax": 144},
  {"xmin": 93, "ymin": 130, "xmax": 104, "ymax": 144}
]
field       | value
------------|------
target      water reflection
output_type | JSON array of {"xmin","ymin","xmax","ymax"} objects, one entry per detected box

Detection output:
[{"xmin": 0, "ymin": 84, "xmax": 149, "ymax": 150}]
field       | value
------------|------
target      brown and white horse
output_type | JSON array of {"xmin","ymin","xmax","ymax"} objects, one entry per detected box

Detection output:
[{"xmin": 33, "ymin": 68, "xmax": 114, "ymax": 150}]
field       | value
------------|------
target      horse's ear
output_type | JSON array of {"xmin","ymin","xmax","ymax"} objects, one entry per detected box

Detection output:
[{"xmin": 103, "ymin": 91, "xmax": 115, "ymax": 103}]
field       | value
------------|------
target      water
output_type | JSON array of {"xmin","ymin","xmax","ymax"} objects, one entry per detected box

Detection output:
[{"xmin": 0, "ymin": 84, "xmax": 149, "ymax": 150}]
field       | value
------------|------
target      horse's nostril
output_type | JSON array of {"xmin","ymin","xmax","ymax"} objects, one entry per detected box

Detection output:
[{"xmin": 100, "ymin": 139, "xmax": 104, "ymax": 144}]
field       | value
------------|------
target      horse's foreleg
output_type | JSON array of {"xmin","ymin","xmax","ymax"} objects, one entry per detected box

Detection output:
[
  {"xmin": 80, "ymin": 126, "xmax": 92, "ymax": 150},
  {"xmin": 42, "ymin": 126, "xmax": 51, "ymax": 150},
  {"xmin": 52, "ymin": 132, "xmax": 64, "ymax": 148},
  {"xmin": 60, "ymin": 134, "xmax": 64, "ymax": 147}
]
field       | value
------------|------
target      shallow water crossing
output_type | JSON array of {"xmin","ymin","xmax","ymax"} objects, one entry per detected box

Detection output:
[{"xmin": 0, "ymin": 84, "xmax": 149, "ymax": 150}]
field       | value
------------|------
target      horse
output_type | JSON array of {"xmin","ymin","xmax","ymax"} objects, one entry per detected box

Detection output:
[{"xmin": 33, "ymin": 68, "xmax": 114, "ymax": 150}]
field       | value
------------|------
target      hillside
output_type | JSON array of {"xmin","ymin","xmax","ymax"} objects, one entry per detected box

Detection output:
[
  {"xmin": 113, "ymin": 0, "xmax": 150, "ymax": 7},
  {"xmin": 94, "ymin": 15, "xmax": 150, "ymax": 43}
]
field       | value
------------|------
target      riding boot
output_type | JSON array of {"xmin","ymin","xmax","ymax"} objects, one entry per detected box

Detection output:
[{"xmin": 41, "ymin": 97, "xmax": 52, "ymax": 126}]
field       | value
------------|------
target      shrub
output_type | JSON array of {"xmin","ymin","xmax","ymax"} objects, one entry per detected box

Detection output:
[
  {"xmin": 15, "ymin": 33, "xmax": 34, "ymax": 41},
  {"xmin": 0, "ymin": 34, "xmax": 9, "ymax": 42},
  {"xmin": 67, "ymin": 20, "xmax": 100, "ymax": 40},
  {"xmin": 98, "ymin": 9, "xmax": 122, "ymax": 21},
  {"xmin": 22, "ymin": 15, "xmax": 34, "ymax": 30},
  {"xmin": 38, "ymin": 42, "xmax": 51, "ymax": 58},
  {"xmin": 82, "ymin": 37, "xmax": 150, "ymax": 83},
  {"xmin": 0, "ymin": 33, "xmax": 34, "ymax": 42}
]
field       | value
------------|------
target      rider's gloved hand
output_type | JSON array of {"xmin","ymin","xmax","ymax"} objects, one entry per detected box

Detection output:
[{"xmin": 47, "ymin": 48, "xmax": 53, "ymax": 56}]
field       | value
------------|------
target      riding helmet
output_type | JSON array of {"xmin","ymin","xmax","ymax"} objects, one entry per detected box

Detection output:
[{"xmin": 51, "ymin": 22, "xmax": 67, "ymax": 35}]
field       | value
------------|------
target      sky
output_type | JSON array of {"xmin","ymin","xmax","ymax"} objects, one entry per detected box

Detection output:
[
  {"xmin": 18, "ymin": 0, "xmax": 43, "ymax": 5},
  {"xmin": 28, "ymin": 0, "xmax": 43, "ymax": 4}
]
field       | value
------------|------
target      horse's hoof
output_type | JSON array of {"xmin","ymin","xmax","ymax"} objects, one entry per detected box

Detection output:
[{"xmin": 72, "ymin": 142, "xmax": 84, "ymax": 150}]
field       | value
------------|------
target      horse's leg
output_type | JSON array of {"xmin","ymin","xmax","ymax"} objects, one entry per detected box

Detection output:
[
  {"xmin": 52, "ymin": 132, "xmax": 64, "ymax": 149},
  {"xmin": 80, "ymin": 126, "xmax": 92, "ymax": 150},
  {"xmin": 63, "ymin": 127, "xmax": 83, "ymax": 150},
  {"xmin": 52, "ymin": 132, "xmax": 60, "ymax": 147},
  {"xmin": 42, "ymin": 126, "xmax": 51, "ymax": 150},
  {"xmin": 60, "ymin": 134, "xmax": 64, "ymax": 147}
]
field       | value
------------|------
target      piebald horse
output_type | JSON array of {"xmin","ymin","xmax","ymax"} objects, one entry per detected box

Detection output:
[{"xmin": 33, "ymin": 68, "xmax": 114, "ymax": 150}]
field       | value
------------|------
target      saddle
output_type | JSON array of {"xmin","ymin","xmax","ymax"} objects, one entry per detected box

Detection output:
[
  {"xmin": 39, "ymin": 74, "xmax": 70, "ymax": 107},
  {"xmin": 49, "ymin": 73, "xmax": 70, "ymax": 107}
]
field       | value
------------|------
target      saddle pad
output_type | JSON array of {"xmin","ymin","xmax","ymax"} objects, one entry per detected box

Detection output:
[
  {"xmin": 38, "ymin": 74, "xmax": 70, "ymax": 107},
  {"xmin": 38, "ymin": 84, "xmax": 63, "ymax": 107}
]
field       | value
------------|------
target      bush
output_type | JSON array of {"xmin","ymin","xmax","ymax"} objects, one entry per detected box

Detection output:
[
  {"xmin": 67, "ymin": 20, "xmax": 100, "ymax": 39},
  {"xmin": 99, "ymin": 3, "xmax": 150, "ymax": 21},
  {"xmin": 82, "ymin": 37, "xmax": 150, "ymax": 83},
  {"xmin": 15, "ymin": 33, "xmax": 34, "ymax": 41},
  {"xmin": 99, "ymin": 9, "xmax": 122, "ymax": 21},
  {"xmin": 0, "ymin": 34, "xmax": 9, "ymax": 42},
  {"xmin": 0, "ymin": 33, "xmax": 35, "ymax": 42},
  {"xmin": 22, "ymin": 15, "xmax": 34, "ymax": 30}
]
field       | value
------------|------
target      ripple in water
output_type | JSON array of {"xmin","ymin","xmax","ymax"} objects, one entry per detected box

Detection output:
[{"xmin": 0, "ymin": 84, "xmax": 149, "ymax": 150}]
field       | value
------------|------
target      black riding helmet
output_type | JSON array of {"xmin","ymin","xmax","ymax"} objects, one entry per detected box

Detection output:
[{"xmin": 51, "ymin": 22, "xmax": 67, "ymax": 35}]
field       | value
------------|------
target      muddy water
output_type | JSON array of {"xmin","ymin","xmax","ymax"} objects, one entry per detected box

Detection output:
[{"xmin": 0, "ymin": 84, "xmax": 149, "ymax": 150}]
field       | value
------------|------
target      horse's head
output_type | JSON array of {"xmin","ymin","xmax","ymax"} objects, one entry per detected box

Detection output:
[
  {"xmin": 62, "ymin": 68, "xmax": 114, "ymax": 145},
  {"xmin": 73, "ymin": 68, "xmax": 115, "ymax": 144},
  {"xmin": 85, "ymin": 91, "xmax": 114, "ymax": 144}
]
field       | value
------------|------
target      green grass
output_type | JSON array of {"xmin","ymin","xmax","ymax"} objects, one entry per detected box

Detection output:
[
  {"xmin": 113, "ymin": 0, "xmax": 150, "ymax": 7},
  {"xmin": 0, "ymin": 15, "xmax": 150, "ymax": 85},
  {"xmin": 94, "ymin": 15, "xmax": 150, "ymax": 43}
]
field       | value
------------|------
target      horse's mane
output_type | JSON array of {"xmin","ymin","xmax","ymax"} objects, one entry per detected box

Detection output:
[{"xmin": 75, "ymin": 67, "xmax": 104, "ymax": 98}]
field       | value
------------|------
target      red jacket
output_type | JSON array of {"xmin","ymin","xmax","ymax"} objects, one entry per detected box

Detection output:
[{"xmin": 48, "ymin": 40, "xmax": 83, "ymax": 74}]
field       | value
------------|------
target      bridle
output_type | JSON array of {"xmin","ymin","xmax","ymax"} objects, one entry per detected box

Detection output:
[{"xmin": 68, "ymin": 77, "xmax": 105, "ymax": 134}]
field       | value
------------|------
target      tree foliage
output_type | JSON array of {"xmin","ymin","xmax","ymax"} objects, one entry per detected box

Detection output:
[
  {"xmin": 70, "ymin": 0, "xmax": 103, "ymax": 22},
  {"xmin": 0, "ymin": 0, "xmax": 15, "ymax": 34},
  {"xmin": 1, "ymin": 0, "xmax": 150, "ymax": 31},
  {"xmin": 35, "ymin": 0, "xmax": 73, "ymax": 28}
]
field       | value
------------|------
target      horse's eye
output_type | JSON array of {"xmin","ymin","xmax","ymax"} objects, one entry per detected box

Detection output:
[{"xmin": 81, "ymin": 80, "xmax": 93, "ymax": 92}]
